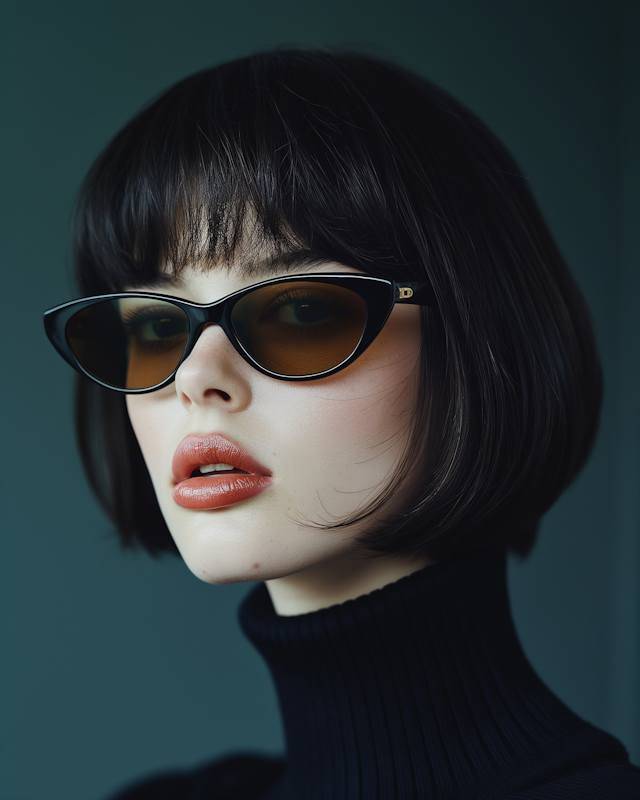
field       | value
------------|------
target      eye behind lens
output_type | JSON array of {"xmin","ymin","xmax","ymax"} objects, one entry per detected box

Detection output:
[
  {"xmin": 231, "ymin": 281, "xmax": 367, "ymax": 376},
  {"xmin": 67, "ymin": 298, "xmax": 189, "ymax": 390}
]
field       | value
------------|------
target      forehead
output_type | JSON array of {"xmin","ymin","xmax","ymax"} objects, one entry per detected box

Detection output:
[
  {"xmin": 126, "ymin": 202, "xmax": 329, "ymax": 288},
  {"xmin": 123, "ymin": 202, "xmax": 365, "ymax": 296},
  {"xmin": 130, "ymin": 251, "xmax": 363, "ymax": 302},
  {"xmin": 133, "ymin": 250, "xmax": 332, "ymax": 287}
]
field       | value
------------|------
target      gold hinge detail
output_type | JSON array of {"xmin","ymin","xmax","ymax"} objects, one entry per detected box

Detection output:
[{"xmin": 397, "ymin": 287, "xmax": 414, "ymax": 299}]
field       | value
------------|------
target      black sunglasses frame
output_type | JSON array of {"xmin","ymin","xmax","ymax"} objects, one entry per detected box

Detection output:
[{"xmin": 44, "ymin": 273, "xmax": 435, "ymax": 393}]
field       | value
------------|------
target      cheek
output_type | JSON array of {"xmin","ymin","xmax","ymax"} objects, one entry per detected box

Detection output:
[
  {"xmin": 125, "ymin": 393, "xmax": 172, "ymax": 484},
  {"xmin": 268, "ymin": 308, "xmax": 422, "ymax": 515},
  {"xmin": 327, "ymin": 307, "xmax": 421, "ymax": 443}
]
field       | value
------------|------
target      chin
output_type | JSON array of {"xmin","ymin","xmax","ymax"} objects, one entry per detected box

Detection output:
[
  {"xmin": 171, "ymin": 536, "xmax": 273, "ymax": 584},
  {"xmin": 180, "ymin": 553, "xmax": 304, "ymax": 586},
  {"xmin": 167, "ymin": 524, "xmax": 293, "ymax": 585},
  {"xmin": 170, "ymin": 525, "xmax": 349, "ymax": 588},
  {"xmin": 160, "ymin": 495, "xmax": 358, "ymax": 587}
]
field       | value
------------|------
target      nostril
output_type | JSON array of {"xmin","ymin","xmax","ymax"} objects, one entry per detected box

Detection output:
[{"xmin": 204, "ymin": 389, "xmax": 231, "ymax": 401}]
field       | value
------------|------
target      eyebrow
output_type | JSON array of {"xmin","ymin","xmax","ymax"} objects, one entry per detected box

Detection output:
[{"xmin": 133, "ymin": 249, "xmax": 333, "ymax": 290}]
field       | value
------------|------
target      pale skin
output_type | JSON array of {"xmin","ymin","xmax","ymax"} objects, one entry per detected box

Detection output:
[{"xmin": 126, "ymin": 256, "xmax": 433, "ymax": 616}]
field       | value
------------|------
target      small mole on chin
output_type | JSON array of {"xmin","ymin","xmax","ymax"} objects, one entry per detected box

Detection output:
[{"xmin": 252, "ymin": 563, "xmax": 259, "ymax": 570}]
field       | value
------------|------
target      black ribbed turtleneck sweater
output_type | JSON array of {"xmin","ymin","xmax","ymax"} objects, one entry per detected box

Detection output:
[{"xmin": 113, "ymin": 547, "xmax": 640, "ymax": 799}]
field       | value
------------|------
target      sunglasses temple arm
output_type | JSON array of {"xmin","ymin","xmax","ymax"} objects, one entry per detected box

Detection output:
[{"xmin": 395, "ymin": 281, "xmax": 437, "ymax": 307}]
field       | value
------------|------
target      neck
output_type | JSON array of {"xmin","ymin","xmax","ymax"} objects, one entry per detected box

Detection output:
[
  {"xmin": 265, "ymin": 549, "xmax": 434, "ymax": 616},
  {"xmin": 240, "ymin": 547, "xmax": 601, "ymax": 799}
]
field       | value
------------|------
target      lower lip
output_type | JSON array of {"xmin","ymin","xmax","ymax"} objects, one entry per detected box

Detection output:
[{"xmin": 172, "ymin": 474, "xmax": 272, "ymax": 510}]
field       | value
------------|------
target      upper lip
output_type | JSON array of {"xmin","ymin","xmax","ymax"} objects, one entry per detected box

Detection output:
[{"xmin": 172, "ymin": 433, "xmax": 272, "ymax": 483}]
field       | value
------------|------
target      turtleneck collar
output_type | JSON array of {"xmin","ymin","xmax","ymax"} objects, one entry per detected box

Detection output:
[{"xmin": 238, "ymin": 546, "xmax": 622, "ymax": 799}]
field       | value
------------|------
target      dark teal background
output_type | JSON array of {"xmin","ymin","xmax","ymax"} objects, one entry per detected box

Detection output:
[{"xmin": 0, "ymin": 2, "xmax": 638, "ymax": 798}]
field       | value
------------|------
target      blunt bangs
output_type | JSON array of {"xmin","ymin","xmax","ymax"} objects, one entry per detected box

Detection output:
[
  {"xmin": 73, "ymin": 48, "xmax": 602, "ymax": 560},
  {"xmin": 74, "ymin": 50, "xmax": 433, "ymax": 295}
]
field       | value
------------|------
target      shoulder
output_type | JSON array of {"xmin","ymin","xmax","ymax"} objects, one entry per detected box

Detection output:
[
  {"xmin": 501, "ymin": 728, "xmax": 640, "ymax": 800},
  {"xmin": 481, "ymin": 726, "xmax": 640, "ymax": 800},
  {"xmin": 509, "ymin": 761, "xmax": 640, "ymax": 799},
  {"xmin": 107, "ymin": 754, "xmax": 285, "ymax": 800}
]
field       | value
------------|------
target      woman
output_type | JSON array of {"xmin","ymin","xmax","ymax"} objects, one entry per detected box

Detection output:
[{"xmin": 44, "ymin": 49, "xmax": 640, "ymax": 798}]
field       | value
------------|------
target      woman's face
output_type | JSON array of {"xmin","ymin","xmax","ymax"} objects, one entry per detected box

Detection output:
[{"xmin": 126, "ymin": 255, "xmax": 427, "ymax": 600}]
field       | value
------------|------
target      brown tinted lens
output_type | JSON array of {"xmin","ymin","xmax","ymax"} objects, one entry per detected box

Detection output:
[
  {"xmin": 230, "ymin": 281, "xmax": 367, "ymax": 376},
  {"xmin": 66, "ymin": 298, "xmax": 189, "ymax": 390}
]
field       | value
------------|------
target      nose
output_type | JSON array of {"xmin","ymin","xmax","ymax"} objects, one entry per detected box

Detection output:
[{"xmin": 174, "ymin": 324, "xmax": 252, "ymax": 412}]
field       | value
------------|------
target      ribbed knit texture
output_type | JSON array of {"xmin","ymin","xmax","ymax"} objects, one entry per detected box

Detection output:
[
  {"xmin": 237, "ymin": 546, "xmax": 639, "ymax": 800},
  {"xmin": 112, "ymin": 545, "xmax": 640, "ymax": 799}
]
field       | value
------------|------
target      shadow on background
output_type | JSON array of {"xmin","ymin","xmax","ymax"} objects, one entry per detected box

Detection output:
[{"xmin": 0, "ymin": 1, "xmax": 638, "ymax": 799}]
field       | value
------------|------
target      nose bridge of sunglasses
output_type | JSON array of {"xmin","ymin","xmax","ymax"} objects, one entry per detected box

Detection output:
[
  {"xmin": 185, "ymin": 296, "xmax": 228, "ymax": 332},
  {"xmin": 181, "ymin": 296, "xmax": 239, "ymax": 360}
]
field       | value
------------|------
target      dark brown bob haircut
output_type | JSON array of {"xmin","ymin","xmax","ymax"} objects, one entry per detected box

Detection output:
[{"xmin": 73, "ymin": 48, "xmax": 602, "ymax": 561}]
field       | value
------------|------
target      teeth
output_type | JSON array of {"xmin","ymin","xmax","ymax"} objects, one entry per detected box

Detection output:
[{"xmin": 199, "ymin": 463, "xmax": 235, "ymax": 473}]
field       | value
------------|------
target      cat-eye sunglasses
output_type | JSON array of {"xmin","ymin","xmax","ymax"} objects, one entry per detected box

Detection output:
[{"xmin": 44, "ymin": 273, "xmax": 435, "ymax": 393}]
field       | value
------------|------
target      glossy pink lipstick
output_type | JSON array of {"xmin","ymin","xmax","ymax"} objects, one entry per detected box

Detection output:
[{"xmin": 172, "ymin": 434, "xmax": 272, "ymax": 510}]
